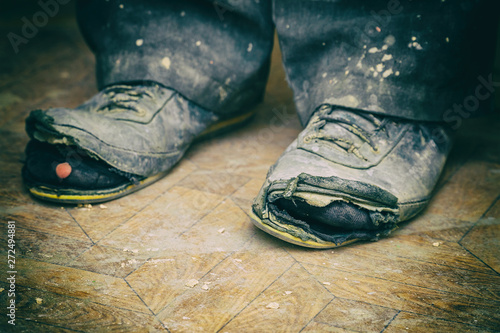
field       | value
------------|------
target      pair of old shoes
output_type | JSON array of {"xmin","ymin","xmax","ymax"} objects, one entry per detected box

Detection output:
[{"xmin": 23, "ymin": 82, "xmax": 452, "ymax": 248}]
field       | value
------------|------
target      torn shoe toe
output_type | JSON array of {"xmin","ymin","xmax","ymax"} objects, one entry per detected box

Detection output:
[
  {"xmin": 23, "ymin": 140, "xmax": 146, "ymax": 203},
  {"xmin": 251, "ymin": 105, "xmax": 453, "ymax": 248},
  {"xmin": 23, "ymin": 82, "xmax": 256, "ymax": 204}
]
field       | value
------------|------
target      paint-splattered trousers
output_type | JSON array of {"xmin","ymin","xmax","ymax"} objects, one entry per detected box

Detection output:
[{"xmin": 76, "ymin": 0, "xmax": 498, "ymax": 126}]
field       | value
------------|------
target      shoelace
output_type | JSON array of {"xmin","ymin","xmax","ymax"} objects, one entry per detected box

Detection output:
[
  {"xmin": 96, "ymin": 85, "xmax": 155, "ymax": 114},
  {"xmin": 304, "ymin": 105, "xmax": 390, "ymax": 160}
]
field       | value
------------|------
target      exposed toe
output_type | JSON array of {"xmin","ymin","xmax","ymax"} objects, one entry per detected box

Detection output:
[{"xmin": 23, "ymin": 140, "xmax": 137, "ymax": 191}]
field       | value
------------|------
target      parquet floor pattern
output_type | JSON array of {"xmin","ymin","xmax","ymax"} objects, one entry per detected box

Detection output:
[{"xmin": 0, "ymin": 3, "xmax": 499, "ymax": 332}]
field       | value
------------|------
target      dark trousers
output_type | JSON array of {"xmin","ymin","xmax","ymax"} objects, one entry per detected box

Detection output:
[{"xmin": 76, "ymin": 0, "xmax": 498, "ymax": 125}]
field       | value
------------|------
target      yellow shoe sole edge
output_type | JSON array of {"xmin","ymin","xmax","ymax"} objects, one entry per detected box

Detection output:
[
  {"xmin": 248, "ymin": 209, "xmax": 359, "ymax": 249},
  {"xmin": 27, "ymin": 170, "xmax": 169, "ymax": 204}
]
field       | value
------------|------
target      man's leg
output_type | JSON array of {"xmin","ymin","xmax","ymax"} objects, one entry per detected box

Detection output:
[
  {"xmin": 23, "ymin": 0, "xmax": 274, "ymax": 204},
  {"xmin": 250, "ymin": 0, "xmax": 499, "ymax": 248},
  {"xmin": 76, "ymin": 0, "xmax": 274, "ymax": 118}
]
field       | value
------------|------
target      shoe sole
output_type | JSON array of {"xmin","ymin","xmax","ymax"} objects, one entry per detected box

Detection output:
[
  {"xmin": 27, "ymin": 109, "xmax": 256, "ymax": 204},
  {"xmin": 249, "ymin": 209, "xmax": 359, "ymax": 249},
  {"xmin": 27, "ymin": 170, "xmax": 169, "ymax": 204}
]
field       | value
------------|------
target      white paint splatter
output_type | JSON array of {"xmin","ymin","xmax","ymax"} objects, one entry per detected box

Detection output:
[
  {"xmin": 247, "ymin": 43, "xmax": 253, "ymax": 52},
  {"xmin": 368, "ymin": 47, "xmax": 379, "ymax": 53},
  {"xmin": 266, "ymin": 302, "xmax": 280, "ymax": 309},
  {"xmin": 384, "ymin": 35, "xmax": 396, "ymax": 46},
  {"xmin": 376, "ymin": 64, "xmax": 384, "ymax": 72},
  {"xmin": 381, "ymin": 54, "xmax": 393, "ymax": 62},
  {"xmin": 135, "ymin": 39, "xmax": 143, "ymax": 46},
  {"xmin": 356, "ymin": 53, "xmax": 366, "ymax": 69},
  {"xmin": 185, "ymin": 279, "xmax": 199, "ymax": 288},
  {"xmin": 161, "ymin": 57, "xmax": 171, "ymax": 69},
  {"xmin": 382, "ymin": 68, "xmax": 393, "ymax": 78},
  {"xmin": 412, "ymin": 42, "xmax": 423, "ymax": 50},
  {"xmin": 219, "ymin": 86, "xmax": 228, "ymax": 101},
  {"xmin": 195, "ymin": 40, "xmax": 201, "ymax": 46},
  {"xmin": 408, "ymin": 41, "xmax": 423, "ymax": 50}
]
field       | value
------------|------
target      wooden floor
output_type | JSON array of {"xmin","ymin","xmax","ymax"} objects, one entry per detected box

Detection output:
[{"xmin": 1, "ymin": 4, "xmax": 500, "ymax": 333}]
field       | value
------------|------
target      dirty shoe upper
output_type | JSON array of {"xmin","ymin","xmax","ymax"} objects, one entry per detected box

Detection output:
[
  {"xmin": 251, "ymin": 105, "xmax": 453, "ymax": 248},
  {"xmin": 26, "ymin": 82, "xmax": 220, "ymax": 178},
  {"xmin": 23, "ymin": 82, "xmax": 232, "ymax": 203}
]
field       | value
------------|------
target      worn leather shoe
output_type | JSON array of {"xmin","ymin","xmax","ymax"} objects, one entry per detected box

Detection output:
[
  {"xmin": 251, "ymin": 105, "xmax": 453, "ymax": 248},
  {"xmin": 24, "ymin": 82, "xmax": 254, "ymax": 203}
]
